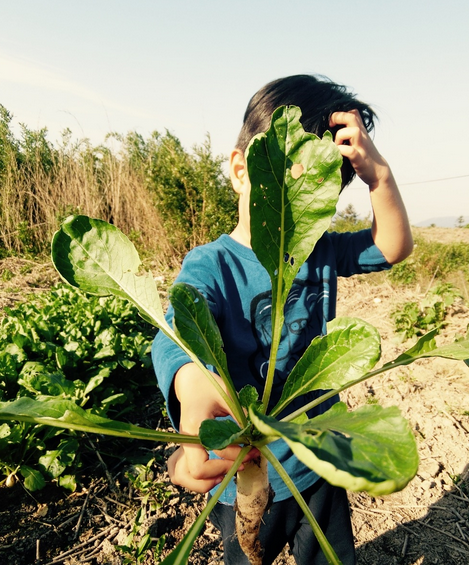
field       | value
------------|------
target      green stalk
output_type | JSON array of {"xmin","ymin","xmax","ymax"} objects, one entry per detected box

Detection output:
[
  {"xmin": 261, "ymin": 311, "xmax": 284, "ymax": 412},
  {"xmin": 280, "ymin": 361, "xmax": 407, "ymax": 423},
  {"xmin": 0, "ymin": 411, "xmax": 202, "ymax": 444},
  {"xmin": 260, "ymin": 155, "xmax": 288, "ymax": 413},
  {"xmin": 260, "ymin": 445, "xmax": 343, "ymax": 565},
  {"xmin": 159, "ymin": 446, "xmax": 251, "ymax": 565}
]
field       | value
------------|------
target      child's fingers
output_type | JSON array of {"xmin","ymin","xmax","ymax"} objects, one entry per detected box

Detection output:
[
  {"xmin": 329, "ymin": 109, "xmax": 363, "ymax": 128},
  {"xmin": 214, "ymin": 445, "xmax": 260, "ymax": 463},
  {"xmin": 333, "ymin": 126, "xmax": 358, "ymax": 146},
  {"xmin": 168, "ymin": 445, "xmax": 232, "ymax": 493}
]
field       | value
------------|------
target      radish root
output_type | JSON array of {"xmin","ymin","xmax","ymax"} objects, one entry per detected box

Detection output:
[{"xmin": 235, "ymin": 455, "xmax": 273, "ymax": 565}]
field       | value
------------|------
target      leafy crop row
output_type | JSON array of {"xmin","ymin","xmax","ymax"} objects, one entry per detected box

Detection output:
[{"xmin": 0, "ymin": 285, "xmax": 158, "ymax": 490}]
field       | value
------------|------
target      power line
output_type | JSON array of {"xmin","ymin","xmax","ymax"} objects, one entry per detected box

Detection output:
[{"xmin": 399, "ymin": 174, "xmax": 469, "ymax": 186}]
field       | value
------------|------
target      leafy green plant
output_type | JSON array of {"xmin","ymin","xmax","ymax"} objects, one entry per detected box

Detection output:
[
  {"xmin": 1, "ymin": 106, "xmax": 469, "ymax": 564},
  {"xmin": 409, "ymin": 236, "xmax": 469, "ymax": 282},
  {"xmin": 0, "ymin": 285, "xmax": 157, "ymax": 490},
  {"xmin": 391, "ymin": 283, "xmax": 462, "ymax": 341},
  {"xmin": 387, "ymin": 257, "xmax": 417, "ymax": 285},
  {"xmin": 116, "ymin": 507, "xmax": 166, "ymax": 564},
  {"xmin": 116, "ymin": 458, "xmax": 170, "ymax": 563}
]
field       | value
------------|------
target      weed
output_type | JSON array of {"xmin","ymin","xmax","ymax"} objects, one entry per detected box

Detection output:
[
  {"xmin": 1, "ymin": 269, "xmax": 13, "ymax": 282},
  {"xmin": 366, "ymin": 396, "xmax": 379, "ymax": 405},
  {"xmin": 116, "ymin": 459, "xmax": 170, "ymax": 564},
  {"xmin": 391, "ymin": 283, "xmax": 462, "ymax": 341},
  {"xmin": 388, "ymin": 259, "xmax": 417, "ymax": 285},
  {"xmin": 116, "ymin": 507, "xmax": 166, "ymax": 564}
]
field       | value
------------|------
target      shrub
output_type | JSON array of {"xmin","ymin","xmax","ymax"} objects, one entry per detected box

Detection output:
[{"xmin": 330, "ymin": 204, "xmax": 371, "ymax": 233}]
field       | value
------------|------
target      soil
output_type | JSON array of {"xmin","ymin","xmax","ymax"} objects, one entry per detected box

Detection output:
[{"xmin": 1, "ymin": 228, "xmax": 469, "ymax": 565}]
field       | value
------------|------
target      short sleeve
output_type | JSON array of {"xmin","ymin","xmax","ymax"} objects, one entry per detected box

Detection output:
[{"xmin": 328, "ymin": 229, "xmax": 392, "ymax": 276}]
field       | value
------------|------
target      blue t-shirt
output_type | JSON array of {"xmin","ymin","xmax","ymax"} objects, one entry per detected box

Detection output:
[{"xmin": 152, "ymin": 229, "xmax": 390, "ymax": 504}]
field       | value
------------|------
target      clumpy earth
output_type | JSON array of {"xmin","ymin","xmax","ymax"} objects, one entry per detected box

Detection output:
[{"xmin": 1, "ymin": 228, "xmax": 469, "ymax": 565}]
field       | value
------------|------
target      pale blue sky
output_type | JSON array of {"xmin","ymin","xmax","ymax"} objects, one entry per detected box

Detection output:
[{"xmin": 1, "ymin": 0, "xmax": 468, "ymax": 225}]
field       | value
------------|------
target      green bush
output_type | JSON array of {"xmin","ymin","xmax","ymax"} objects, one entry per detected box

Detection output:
[
  {"xmin": 412, "ymin": 236, "xmax": 469, "ymax": 280},
  {"xmin": 132, "ymin": 131, "xmax": 238, "ymax": 255},
  {"xmin": 0, "ymin": 105, "xmax": 237, "ymax": 263}
]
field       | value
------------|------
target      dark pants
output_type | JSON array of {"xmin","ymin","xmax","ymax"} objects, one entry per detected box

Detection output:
[{"xmin": 209, "ymin": 478, "xmax": 356, "ymax": 565}]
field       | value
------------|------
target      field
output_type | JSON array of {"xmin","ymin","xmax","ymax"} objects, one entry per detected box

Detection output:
[{"xmin": 1, "ymin": 227, "xmax": 469, "ymax": 565}]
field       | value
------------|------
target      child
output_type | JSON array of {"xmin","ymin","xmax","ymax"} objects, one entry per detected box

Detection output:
[{"xmin": 152, "ymin": 74, "xmax": 413, "ymax": 565}]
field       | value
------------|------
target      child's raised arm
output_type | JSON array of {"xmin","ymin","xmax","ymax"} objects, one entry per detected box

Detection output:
[{"xmin": 330, "ymin": 110, "xmax": 413, "ymax": 264}]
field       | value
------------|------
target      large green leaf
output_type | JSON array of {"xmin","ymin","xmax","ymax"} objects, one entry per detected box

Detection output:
[
  {"xmin": 0, "ymin": 397, "xmax": 199, "ymax": 444},
  {"xmin": 251, "ymin": 402, "xmax": 418, "ymax": 496},
  {"xmin": 270, "ymin": 318, "xmax": 381, "ymax": 416},
  {"xmin": 246, "ymin": 105, "xmax": 343, "ymax": 410},
  {"xmin": 170, "ymin": 283, "xmax": 230, "ymax": 380},
  {"xmin": 52, "ymin": 216, "xmax": 245, "ymax": 423},
  {"xmin": 19, "ymin": 465, "xmax": 46, "ymax": 491},
  {"xmin": 51, "ymin": 215, "xmax": 167, "ymax": 330},
  {"xmin": 247, "ymin": 105, "xmax": 342, "ymax": 310},
  {"xmin": 383, "ymin": 329, "xmax": 469, "ymax": 367}
]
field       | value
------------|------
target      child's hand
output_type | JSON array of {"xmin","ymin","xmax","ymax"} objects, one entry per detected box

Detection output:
[
  {"xmin": 330, "ymin": 110, "xmax": 414, "ymax": 264},
  {"xmin": 168, "ymin": 363, "xmax": 258, "ymax": 493},
  {"xmin": 167, "ymin": 443, "xmax": 258, "ymax": 493},
  {"xmin": 329, "ymin": 110, "xmax": 391, "ymax": 190}
]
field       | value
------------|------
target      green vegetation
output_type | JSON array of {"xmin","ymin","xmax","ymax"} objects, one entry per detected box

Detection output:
[
  {"xmin": 0, "ymin": 285, "xmax": 158, "ymax": 490},
  {"xmin": 391, "ymin": 283, "xmax": 462, "ymax": 341},
  {"xmin": 116, "ymin": 458, "xmax": 171, "ymax": 563},
  {"xmin": 0, "ymin": 104, "xmax": 237, "ymax": 263},
  {"xmin": 388, "ymin": 235, "xmax": 469, "ymax": 287},
  {"xmin": 1, "ymin": 106, "xmax": 468, "ymax": 564},
  {"xmin": 2, "ymin": 107, "xmax": 469, "ymax": 565},
  {"xmin": 330, "ymin": 203, "xmax": 371, "ymax": 233}
]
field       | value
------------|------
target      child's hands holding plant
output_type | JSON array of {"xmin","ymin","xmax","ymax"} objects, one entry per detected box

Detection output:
[{"xmin": 169, "ymin": 363, "xmax": 258, "ymax": 493}]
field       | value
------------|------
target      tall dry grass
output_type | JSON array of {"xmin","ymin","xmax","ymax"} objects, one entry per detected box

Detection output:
[{"xmin": 0, "ymin": 106, "xmax": 237, "ymax": 268}]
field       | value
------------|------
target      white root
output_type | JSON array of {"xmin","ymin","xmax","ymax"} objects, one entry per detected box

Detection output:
[
  {"xmin": 5, "ymin": 473, "xmax": 16, "ymax": 487},
  {"xmin": 235, "ymin": 455, "xmax": 272, "ymax": 565}
]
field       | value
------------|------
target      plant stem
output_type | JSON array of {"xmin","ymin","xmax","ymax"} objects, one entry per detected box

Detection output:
[
  {"xmin": 0, "ymin": 411, "xmax": 202, "ymax": 444},
  {"xmin": 260, "ymin": 166, "xmax": 287, "ymax": 413},
  {"xmin": 280, "ymin": 359, "xmax": 412, "ymax": 423},
  {"xmin": 160, "ymin": 446, "xmax": 251, "ymax": 565},
  {"xmin": 260, "ymin": 445, "xmax": 343, "ymax": 565},
  {"xmin": 261, "ymin": 313, "xmax": 283, "ymax": 412}
]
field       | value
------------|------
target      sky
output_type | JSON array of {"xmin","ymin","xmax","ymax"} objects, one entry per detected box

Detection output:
[{"xmin": 1, "ymin": 0, "xmax": 468, "ymax": 226}]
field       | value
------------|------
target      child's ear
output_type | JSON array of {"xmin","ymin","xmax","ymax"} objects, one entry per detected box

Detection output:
[{"xmin": 230, "ymin": 149, "xmax": 249, "ymax": 195}]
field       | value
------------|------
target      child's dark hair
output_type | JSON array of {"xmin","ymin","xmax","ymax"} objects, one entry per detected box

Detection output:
[{"xmin": 236, "ymin": 74, "xmax": 377, "ymax": 188}]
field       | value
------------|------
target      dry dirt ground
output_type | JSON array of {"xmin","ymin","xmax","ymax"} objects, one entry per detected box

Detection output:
[{"xmin": 1, "ymin": 228, "xmax": 469, "ymax": 565}]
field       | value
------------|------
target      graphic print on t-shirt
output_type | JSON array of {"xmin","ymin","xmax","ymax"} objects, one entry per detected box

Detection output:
[{"xmin": 248, "ymin": 278, "xmax": 327, "ymax": 390}]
